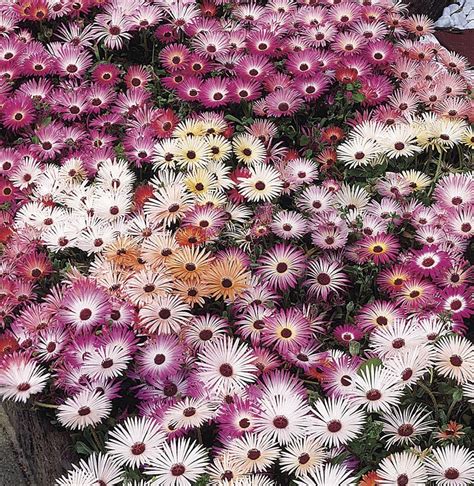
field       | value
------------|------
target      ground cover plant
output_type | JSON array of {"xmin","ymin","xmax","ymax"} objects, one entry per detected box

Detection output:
[{"xmin": 0, "ymin": 0, "xmax": 473, "ymax": 484}]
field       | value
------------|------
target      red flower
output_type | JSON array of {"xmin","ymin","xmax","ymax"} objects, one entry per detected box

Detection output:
[{"xmin": 335, "ymin": 67, "xmax": 359, "ymax": 84}]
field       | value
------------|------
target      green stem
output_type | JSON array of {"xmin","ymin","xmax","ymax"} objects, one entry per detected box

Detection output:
[
  {"xmin": 434, "ymin": 150, "xmax": 444, "ymax": 181},
  {"xmin": 418, "ymin": 382, "xmax": 439, "ymax": 420},
  {"xmin": 447, "ymin": 398, "xmax": 459, "ymax": 420},
  {"xmin": 90, "ymin": 427, "xmax": 103, "ymax": 452},
  {"xmin": 33, "ymin": 401, "xmax": 59, "ymax": 409}
]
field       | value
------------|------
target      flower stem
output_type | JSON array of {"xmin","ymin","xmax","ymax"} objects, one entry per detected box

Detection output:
[
  {"xmin": 91, "ymin": 427, "xmax": 104, "ymax": 452},
  {"xmin": 418, "ymin": 382, "xmax": 439, "ymax": 420},
  {"xmin": 33, "ymin": 401, "xmax": 59, "ymax": 409}
]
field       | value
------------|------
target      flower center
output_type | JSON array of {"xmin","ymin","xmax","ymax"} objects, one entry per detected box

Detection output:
[
  {"xmin": 79, "ymin": 308, "xmax": 92, "ymax": 320},
  {"xmin": 273, "ymin": 415, "xmax": 289, "ymax": 429},
  {"xmin": 445, "ymin": 468, "xmax": 459, "ymax": 480},
  {"xmin": 131, "ymin": 442, "xmax": 146, "ymax": 455},
  {"xmin": 366, "ymin": 389, "xmax": 381, "ymax": 401},
  {"xmin": 316, "ymin": 273, "xmax": 331, "ymax": 285},
  {"xmin": 219, "ymin": 363, "xmax": 233, "ymax": 377},
  {"xmin": 247, "ymin": 449, "xmax": 261, "ymax": 460},
  {"xmin": 78, "ymin": 406, "xmax": 91, "ymax": 416},
  {"xmin": 239, "ymin": 418, "xmax": 250, "ymax": 428},
  {"xmin": 449, "ymin": 354, "xmax": 463, "ymax": 367},
  {"xmin": 327, "ymin": 420, "xmax": 342, "ymax": 432},
  {"xmin": 276, "ymin": 262, "xmax": 288, "ymax": 273},
  {"xmin": 171, "ymin": 463, "xmax": 186, "ymax": 476},
  {"xmin": 397, "ymin": 423, "xmax": 414, "ymax": 436},
  {"xmin": 183, "ymin": 407, "xmax": 196, "ymax": 417},
  {"xmin": 280, "ymin": 327, "xmax": 292, "ymax": 338}
]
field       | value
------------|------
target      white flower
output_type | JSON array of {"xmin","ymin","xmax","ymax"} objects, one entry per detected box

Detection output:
[
  {"xmin": 337, "ymin": 136, "xmax": 382, "ymax": 168},
  {"xmin": 295, "ymin": 463, "xmax": 355, "ymax": 486},
  {"xmin": 434, "ymin": 335, "xmax": 474, "ymax": 384},
  {"xmin": 310, "ymin": 397, "xmax": 365, "ymax": 447},
  {"xmin": 106, "ymin": 417, "xmax": 166, "ymax": 468},
  {"xmin": 377, "ymin": 451, "xmax": 427, "ymax": 485},
  {"xmin": 425, "ymin": 445, "xmax": 474, "ymax": 486},
  {"xmin": 0, "ymin": 356, "xmax": 49, "ymax": 403},
  {"xmin": 238, "ymin": 164, "xmax": 283, "ymax": 202},
  {"xmin": 197, "ymin": 337, "xmax": 257, "ymax": 394},
  {"xmin": 253, "ymin": 394, "xmax": 311, "ymax": 445},
  {"xmin": 279, "ymin": 435, "xmax": 326, "ymax": 478},
  {"xmin": 145, "ymin": 438, "xmax": 209, "ymax": 486},
  {"xmin": 57, "ymin": 389, "xmax": 112, "ymax": 430},
  {"xmin": 351, "ymin": 365, "xmax": 403, "ymax": 413},
  {"xmin": 227, "ymin": 433, "xmax": 280, "ymax": 474},
  {"xmin": 380, "ymin": 405, "xmax": 434, "ymax": 447}
]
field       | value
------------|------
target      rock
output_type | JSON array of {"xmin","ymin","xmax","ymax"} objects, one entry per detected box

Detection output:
[
  {"xmin": 2, "ymin": 402, "xmax": 77, "ymax": 486},
  {"xmin": 0, "ymin": 406, "xmax": 31, "ymax": 486}
]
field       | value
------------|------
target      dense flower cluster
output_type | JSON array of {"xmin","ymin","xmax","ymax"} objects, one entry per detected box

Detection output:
[{"xmin": 0, "ymin": 0, "xmax": 473, "ymax": 485}]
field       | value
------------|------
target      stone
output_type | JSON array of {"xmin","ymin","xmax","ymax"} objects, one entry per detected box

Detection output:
[{"xmin": 1, "ymin": 402, "xmax": 77, "ymax": 486}]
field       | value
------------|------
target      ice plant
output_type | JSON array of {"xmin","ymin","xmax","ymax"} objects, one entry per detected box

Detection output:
[{"xmin": 0, "ymin": 1, "xmax": 472, "ymax": 485}]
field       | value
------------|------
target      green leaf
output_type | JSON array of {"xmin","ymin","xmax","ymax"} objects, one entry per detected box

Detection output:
[
  {"xmin": 352, "ymin": 92, "xmax": 365, "ymax": 103},
  {"xmin": 299, "ymin": 135, "xmax": 310, "ymax": 146},
  {"xmin": 349, "ymin": 341, "xmax": 360, "ymax": 356},
  {"xmin": 453, "ymin": 388, "xmax": 463, "ymax": 402},
  {"xmin": 357, "ymin": 358, "xmax": 382, "ymax": 375},
  {"xmin": 224, "ymin": 114, "xmax": 242, "ymax": 124},
  {"xmin": 75, "ymin": 441, "xmax": 93, "ymax": 456}
]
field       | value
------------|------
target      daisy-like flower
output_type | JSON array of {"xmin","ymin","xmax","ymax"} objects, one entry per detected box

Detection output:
[
  {"xmin": 369, "ymin": 319, "xmax": 425, "ymax": 358},
  {"xmin": 385, "ymin": 346, "xmax": 434, "ymax": 387},
  {"xmin": 106, "ymin": 416, "xmax": 166, "ymax": 468},
  {"xmin": 409, "ymin": 245, "xmax": 451, "ymax": 277},
  {"xmin": 261, "ymin": 308, "xmax": 312, "ymax": 355},
  {"xmin": 395, "ymin": 278, "xmax": 437, "ymax": 310},
  {"xmin": 280, "ymin": 435, "xmax": 326, "ymax": 478},
  {"xmin": 271, "ymin": 211, "xmax": 307, "ymax": 240},
  {"xmin": 1, "ymin": 94, "xmax": 36, "ymax": 132},
  {"xmin": 166, "ymin": 246, "xmax": 214, "ymax": 282},
  {"xmin": 256, "ymin": 244, "xmax": 306, "ymax": 292},
  {"xmin": 60, "ymin": 280, "xmax": 110, "ymax": 332},
  {"xmin": 202, "ymin": 257, "xmax": 250, "ymax": 301},
  {"xmin": 358, "ymin": 233, "xmax": 400, "ymax": 265},
  {"xmin": 228, "ymin": 433, "xmax": 280, "ymax": 474},
  {"xmin": 75, "ymin": 453, "xmax": 123, "ymax": 486},
  {"xmin": 380, "ymin": 405, "xmax": 434, "ymax": 447},
  {"xmin": 136, "ymin": 335, "xmax": 183, "ymax": 380},
  {"xmin": 265, "ymin": 88, "xmax": 303, "ymax": 117},
  {"xmin": 254, "ymin": 394, "xmax": 310, "ymax": 445},
  {"xmin": 196, "ymin": 337, "xmax": 257, "ymax": 394},
  {"xmin": 296, "ymin": 464, "xmax": 355, "ymax": 486},
  {"xmin": 434, "ymin": 335, "xmax": 474, "ymax": 384},
  {"xmin": 379, "ymin": 123, "xmax": 422, "ymax": 159},
  {"xmin": 140, "ymin": 294, "xmax": 192, "ymax": 334},
  {"xmin": 377, "ymin": 451, "xmax": 427, "ymax": 485},
  {"xmin": 83, "ymin": 344, "xmax": 132, "ymax": 381},
  {"xmin": 337, "ymin": 136, "xmax": 381, "ymax": 168},
  {"xmin": 145, "ymin": 438, "xmax": 209, "ymax": 485},
  {"xmin": 352, "ymin": 365, "xmax": 403, "ymax": 413},
  {"xmin": 238, "ymin": 163, "xmax": 283, "ymax": 202},
  {"xmin": 176, "ymin": 136, "xmax": 212, "ymax": 169},
  {"xmin": 306, "ymin": 259, "xmax": 349, "ymax": 300},
  {"xmin": 165, "ymin": 397, "xmax": 217, "ymax": 431},
  {"xmin": 232, "ymin": 134, "xmax": 266, "ymax": 166},
  {"xmin": 310, "ymin": 397, "xmax": 365, "ymax": 448},
  {"xmin": 55, "ymin": 468, "xmax": 95, "ymax": 486},
  {"xmin": 425, "ymin": 445, "xmax": 474, "ymax": 486},
  {"xmin": 0, "ymin": 354, "xmax": 49, "ymax": 402},
  {"xmin": 57, "ymin": 389, "xmax": 111, "ymax": 430}
]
